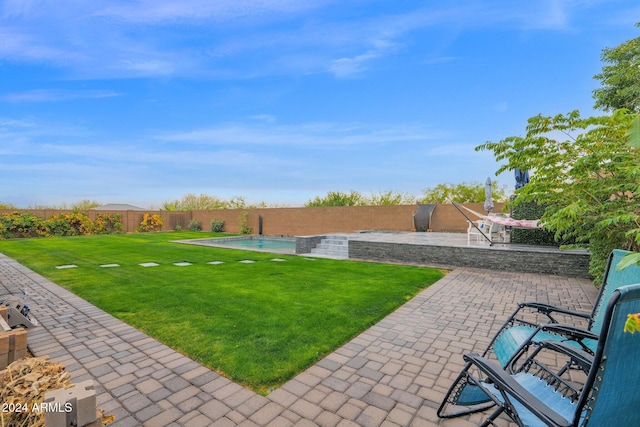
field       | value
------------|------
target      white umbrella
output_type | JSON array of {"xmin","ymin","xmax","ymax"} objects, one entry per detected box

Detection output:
[{"xmin": 484, "ymin": 177, "xmax": 494, "ymax": 214}]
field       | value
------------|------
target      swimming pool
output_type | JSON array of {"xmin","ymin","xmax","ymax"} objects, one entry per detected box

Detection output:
[{"xmin": 177, "ymin": 236, "xmax": 297, "ymax": 254}]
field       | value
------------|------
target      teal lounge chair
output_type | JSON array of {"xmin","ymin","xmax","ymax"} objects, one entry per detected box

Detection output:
[
  {"xmin": 442, "ymin": 283, "xmax": 640, "ymax": 426},
  {"xmin": 438, "ymin": 249, "xmax": 640, "ymax": 418}
]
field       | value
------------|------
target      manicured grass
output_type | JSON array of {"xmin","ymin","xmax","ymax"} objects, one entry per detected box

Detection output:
[{"xmin": 0, "ymin": 232, "xmax": 444, "ymax": 393}]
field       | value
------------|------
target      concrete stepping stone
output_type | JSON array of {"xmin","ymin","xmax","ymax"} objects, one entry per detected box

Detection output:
[
  {"xmin": 270, "ymin": 258, "xmax": 286, "ymax": 262},
  {"xmin": 207, "ymin": 261, "xmax": 225, "ymax": 265},
  {"xmin": 55, "ymin": 264, "xmax": 77, "ymax": 269},
  {"xmin": 100, "ymin": 264, "xmax": 120, "ymax": 268},
  {"xmin": 174, "ymin": 262, "xmax": 192, "ymax": 266},
  {"xmin": 238, "ymin": 260, "xmax": 255, "ymax": 264},
  {"xmin": 139, "ymin": 262, "xmax": 160, "ymax": 267}
]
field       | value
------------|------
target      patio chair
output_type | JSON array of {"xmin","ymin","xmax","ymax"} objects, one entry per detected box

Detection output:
[
  {"xmin": 439, "ymin": 283, "xmax": 640, "ymax": 427},
  {"xmin": 437, "ymin": 248, "xmax": 640, "ymax": 418},
  {"xmin": 489, "ymin": 249, "xmax": 640, "ymax": 368}
]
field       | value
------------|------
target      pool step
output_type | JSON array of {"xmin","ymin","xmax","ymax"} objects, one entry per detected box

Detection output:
[{"xmin": 309, "ymin": 236, "xmax": 349, "ymax": 259}]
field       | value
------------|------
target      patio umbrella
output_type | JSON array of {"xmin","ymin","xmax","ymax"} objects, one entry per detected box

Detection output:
[
  {"xmin": 514, "ymin": 168, "xmax": 529, "ymax": 189},
  {"xmin": 484, "ymin": 177, "xmax": 494, "ymax": 214}
]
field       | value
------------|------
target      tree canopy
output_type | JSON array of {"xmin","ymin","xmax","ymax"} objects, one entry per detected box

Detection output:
[
  {"xmin": 593, "ymin": 23, "xmax": 640, "ymax": 112},
  {"xmin": 304, "ymin": 190, "xmax": 416, "ymax": 207},
  {"xmin": 420, "ymin": 181, "xmax": 508, "ymax": 204},
  {"xmin": 477, "ymin": 109, "xmax": 640, "ymax": 280},
  {"xmin": 162, "ymin": 194, "xmax": 266, "ymax": 211}
]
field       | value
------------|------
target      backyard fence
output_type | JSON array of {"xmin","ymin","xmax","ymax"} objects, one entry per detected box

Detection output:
[{"xmin": 0, "ymin": 202, "xmax": 506, "ymax": 236}]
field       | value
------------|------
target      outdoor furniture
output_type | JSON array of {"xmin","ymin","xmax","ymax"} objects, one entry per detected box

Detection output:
[
  {"xmin": 413, "ymin": 203, "xmax": 436, "ymax": 232},
  {"xmin": 437, "ymin": 248, "xmax": 640, "ymax": 418},
  {"xmin": 467, "ymin": 219, "xmax": 502, "ymax": 244},
  {"xmin": 439, "ymin": 283, "xmax": 640, "ymax": 426}
]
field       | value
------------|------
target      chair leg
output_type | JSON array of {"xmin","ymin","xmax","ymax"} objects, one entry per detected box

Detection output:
[{"xmin": 480, "ymin": 407, "xmax": 506, "ymax": 427}]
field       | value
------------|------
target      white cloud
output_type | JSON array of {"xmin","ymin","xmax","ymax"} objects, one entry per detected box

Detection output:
[
  {"xmin": 155, "ymin": 121, "xmax": 440, "ymax": 147},
  {"xmin": 1, "ymin": 89, "xmax": 122, "ymax": 103}
]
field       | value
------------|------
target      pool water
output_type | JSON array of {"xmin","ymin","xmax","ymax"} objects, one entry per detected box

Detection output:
[
  {"xmin": 212, "ymin": 237, "xmax": 296, "ymax": 250},
  {"xmin": 179, "ymin": 236, "xmax": 297, "ymax": 254}
]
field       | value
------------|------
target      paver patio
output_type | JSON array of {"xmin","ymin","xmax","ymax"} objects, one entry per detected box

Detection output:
[{"xmin": 0, "ymin": 252, "xmax": 597, "ymax": 426}]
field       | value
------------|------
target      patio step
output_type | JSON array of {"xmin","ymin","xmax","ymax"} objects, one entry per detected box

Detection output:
[{"xmin": 309, "ymin": 236, "xmax": 349, "ymax": 259}]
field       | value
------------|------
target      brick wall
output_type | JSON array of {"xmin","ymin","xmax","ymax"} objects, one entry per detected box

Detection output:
[{"xmin": 0, "ymin": 202, "xmax": 505, "ymax": 235}]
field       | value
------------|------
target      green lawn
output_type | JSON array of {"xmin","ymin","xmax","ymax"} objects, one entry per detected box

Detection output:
[{"xmin": 0, "ymin": 232, "xmax": 444, "ymax": 393}]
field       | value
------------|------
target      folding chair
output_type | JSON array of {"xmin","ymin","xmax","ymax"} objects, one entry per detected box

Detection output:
[
  {"xmin": 438, "ymin": 249, "xmax": 640, "ymax": 418},
  {"xmin": 441, "ymin": 283, "xmax": 640, "ymax": 426}
]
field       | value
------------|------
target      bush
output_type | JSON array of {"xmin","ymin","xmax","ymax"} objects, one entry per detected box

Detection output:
[
  {"xmin": 188, "ymin": 220, "xmax": 202, "ymax": 231},
  {"xmin": 0, "ymin": 212, "xmax": 45, "ymax": 238},
  {"xmin": 239, "ymin": 211, "xmax": 252, "ymax": 234},
  {"xmin": 64, "ymin": 212, "xmax": 93, "ymax": 235},
  {"xmin": 92, "ymin": 214, "xmax": 124, "ymax": 235},
  {"xmin": 210, "ymin": 219, "xmax": 225, "ymax": 232},
  {"xmin": 137, "ymin": 213, "xmax": 164, "ymax": 232},
  {"xmin": 43, "ymin": 215, "xmax": 71, "ymax": 237}
]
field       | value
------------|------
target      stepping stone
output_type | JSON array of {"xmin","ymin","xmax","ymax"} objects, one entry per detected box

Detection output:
[
  {"xmin": 302, "ymin": 258, "xmax": 316, "ymax": 261},
  {"xmin": 207, "ymin": 261, "xmax": 225, "ymax": 265},
  {"xmin": 55, "ymin": 264, "xmax": 77, "ymax": 269},
  {"xmin": 100, "ymin": 264, "xmax": 120, "ymax": 268},
  {"xmin": 239, "ymin": 260, "xmax": 255, "ymax": 264},
  {"xmin": 174, "ymin": 262, "xmax": 192, "ymax": 266},
  {"xmin": 139, "ymin": 262, "xmax": 160, "ymax": 267},
  {"xmin": 270, "ymin": 258, "xmax": 286, "ymax": 262}
]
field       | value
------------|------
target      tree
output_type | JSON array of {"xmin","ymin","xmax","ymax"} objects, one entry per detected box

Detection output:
[
  {"xmin": 305, "ymin": 190, "xmax": 417, "ymax": 207},
  {"xmin": 364, "ymin": 191, "xmax": 416, "ymax": 206},
  {"xmin": 593, "ymin": 23, "xmax": 640, "ymax": 112},
  {"xmin": 420, "ymin": 181, "xmax": 508, "ymax": 204},
  {"xmin": 162, "ymin": 193, "xmax": 267, "ymax": 210},
  {"xmin": 476, "ymin": 109, "xmax": 640, "ymax": 281},
  {"xmin": 305, "ymin": 191, "xmax": 363, "ymax": 207},
  {"xmin": 162, "ymin": 193, "xmax": 231, "ymax": 211},
  {"xmin": 71, "ymin": 200, "xmax": 101, "ymax": 210}
]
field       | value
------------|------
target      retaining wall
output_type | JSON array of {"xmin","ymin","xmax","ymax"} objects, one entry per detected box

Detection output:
[{"xmin": 348, "ymin": 240, "xmax": 591, "ymax": 278}]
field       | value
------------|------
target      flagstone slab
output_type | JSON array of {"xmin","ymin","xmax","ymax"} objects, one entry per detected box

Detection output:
[
  {"xmin": 55, "ymin": 264, "xmax": 77, "ymax": 269},
  {"xmin": 239, "ymin": 260, "xmax": 255, "ymax": 264},
  {"xmin": 270, "ymin": 259, "xmax": 286, "ymax": 262},
  {"xmin": 139, "ymin": 262, "xmax": 160, "ymax": 267},
  {"xmin": 174, "ymin": 262, "xmax": 192, "ymax": 266},
  {"xmin": 100, "ymin": 264, "xmax": 120, "ymax": 268},
  {"xmin": 207, "ymin": 261, "xmax": 225, "ymax": 265}
]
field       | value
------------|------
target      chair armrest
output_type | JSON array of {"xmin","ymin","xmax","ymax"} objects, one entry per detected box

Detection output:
[
  {"xmin": 463, "ymin": 353, "xmax": 573, "ymax": 427},
  {"xmin": 540, "ymin": 323, "xmax": 599, "ymax": 342},
  {"xmin": 536, "ymin": 341, "xmax": 594, "ymax": 372},
  {"xmin": 516, "ymin": 302, "xmax": 591, "ymax": 319}
]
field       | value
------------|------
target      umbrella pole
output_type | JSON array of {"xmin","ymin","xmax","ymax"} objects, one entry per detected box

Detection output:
[{"xmin": 451, "ymin": 202, "xmax": 493, "ymax": 246}]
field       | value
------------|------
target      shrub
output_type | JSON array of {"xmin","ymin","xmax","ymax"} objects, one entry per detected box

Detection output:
[
  {"xmin": 210, "ymin": 219, "xmax": 225, "ymax": 232},
  {"xmin": 0, "ymin": 212, "xmax": 45, "ymax": 238},
  {"xmin": 188, "ymin": 220, "xmax": 202, "ymax": 231},
  {"xmin": 238, "ymin": 211, "xmax": 252, "ymax": 234},
  {"xmin": 64, "ymin": 212, "xmax": 93, "ymax": 235},
  {"xmin": 43, "ymin": 212, "xmax": 93, "ymax": 236},
  {"xmin": 92, "ymin": 214, "xmax": 124, "ymax": 235},
  {"xmin": 137, "ymin": 213, "xmax": 164, "ymax": 232},
  {"xmin": 43, "ymin": 215, "xmax": 71, "ymax": 237}
]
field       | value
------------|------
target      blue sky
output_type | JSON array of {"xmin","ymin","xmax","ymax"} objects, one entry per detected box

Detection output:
[{"xmin": 1, "ymin": 0, "xmax": 639, "ymax": 208}]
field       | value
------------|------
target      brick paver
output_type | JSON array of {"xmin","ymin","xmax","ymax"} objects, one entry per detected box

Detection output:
[{"xmin": 0, "ymin": 252, "xmax": 596, "ymax": 426}]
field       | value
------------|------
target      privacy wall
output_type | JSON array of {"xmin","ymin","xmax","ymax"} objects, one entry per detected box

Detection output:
[{"xmin": 1, "ymin": 203, "xmax": 505, "ymax": 235}]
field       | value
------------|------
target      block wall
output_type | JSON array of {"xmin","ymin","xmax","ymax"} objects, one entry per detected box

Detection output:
[{"xmin": 1, "ymin": 202, "xmax": 506, "ymax": 236}]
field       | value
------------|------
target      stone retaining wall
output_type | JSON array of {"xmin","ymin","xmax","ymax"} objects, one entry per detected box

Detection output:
[{"xmin": 348, "ymin": 240, "xmax": 591, "ymax": 278}]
